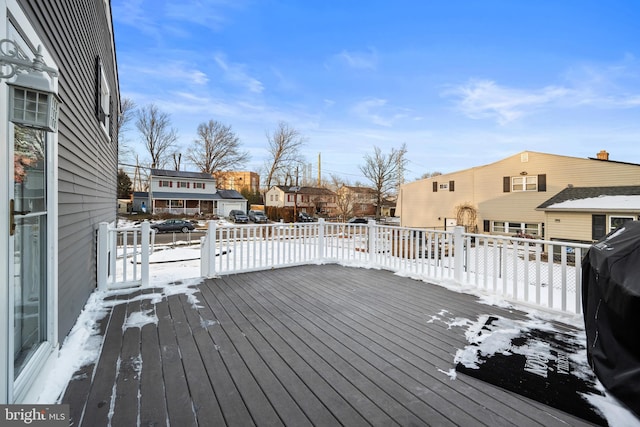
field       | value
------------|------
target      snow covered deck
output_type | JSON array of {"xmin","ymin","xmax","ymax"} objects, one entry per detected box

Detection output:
[{"xmin": 61, "ymin": 264, "xmax": 597, "ymax": 426}]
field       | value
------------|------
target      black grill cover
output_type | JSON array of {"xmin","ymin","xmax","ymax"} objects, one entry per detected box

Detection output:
[{"xmin": 582, "ymin": 221, "xmax": 640, "ymax": 417}]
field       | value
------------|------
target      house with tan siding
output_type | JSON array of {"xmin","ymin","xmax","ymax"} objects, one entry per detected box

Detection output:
[
  {"xmin": 396, "ymin": 150, "xmax": 640, "ymax": 242},
  {"xmin": 265, "ymin": 185, "xmax": 338, "ymax": 217},
  {"xmin": 537, "ymin": 186, "xmax": 640, "ymax": 245}
]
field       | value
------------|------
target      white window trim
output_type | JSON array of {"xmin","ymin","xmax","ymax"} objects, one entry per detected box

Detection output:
[
  {"xmin": 609, "ymin": 215, "xmax": 635, "ymax": 232},
  {"xmin": 511, "ymin": 176, "xmax": 537, "ymax": 192},
  {"xmin": 98, "ymin": 62, "xmax": 110, "ymax": 137}
]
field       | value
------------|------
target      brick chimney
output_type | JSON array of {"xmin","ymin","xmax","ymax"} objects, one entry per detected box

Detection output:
[{"xmin": 596, "ymin": 150, "xmax": 609, "ymax": 160}]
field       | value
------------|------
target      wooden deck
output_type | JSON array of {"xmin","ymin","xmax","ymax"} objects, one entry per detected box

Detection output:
[{"xmin": 62, "ymin": 264, "xmax": 595, "ymax": 426}]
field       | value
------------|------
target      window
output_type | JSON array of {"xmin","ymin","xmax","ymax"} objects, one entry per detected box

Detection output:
[
  {"xmin": 610, "ymin": 216, "xmax": 634, "ymax": 232},
  {"xmin": 95, "ymin": 57, "xmax": 111, "ymax": 137},
  {"xmin": 512, "ymin": 176, "xmax": 537, "ymax": 192},
  {"xmin": 159, "ymin": 180, "xmax": 171, "ymax": 188},
  {"xmin": 439, "ymin": 183, "xmax": 449, "ymax": 190},
  {"xmin": 492, "ymin": 221, "xmax": 541, "ymax": 236},
  {"xmin": 177, "ymin": 181, "xmax": 188, "ymax": 188},
  {"xmin": 504, "ymin": 174, "xmax": 546, "ymax": 192},
  {"xmin": 194, "ymin": 182, "xmax": 204, "ymax": 189}
]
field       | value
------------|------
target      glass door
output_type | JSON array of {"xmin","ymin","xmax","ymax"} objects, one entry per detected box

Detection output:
[{"xmin": 11, "ymin": 124, "xmax": 47, "ymax": 380}]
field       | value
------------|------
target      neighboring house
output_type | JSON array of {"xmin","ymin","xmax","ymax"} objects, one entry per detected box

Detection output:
[
  {"xmin": 141, "ymin": 169, "xmax": 247, "ymax": 217},
  {"xmin": 1, "ymin": 1, "xmax": 119, "ymax": 403},
  {"xmin": 265, "ymin": 186, "xmax": 338, "ymax": 216},
  {"xmin": 213, "ymin": 171, "xmax": 260, "ymax": 193},
  {"xmin": 149, "ymin": 169, "xmax": 217, "ymax": 215},
  {"xmin": 337, "ymin": 185, "xmax": 377, "ymax": 217},
  {"xmin": 397, "ymin": 150, "xmax": 640, "ymax": 241},
  {"xmin": 537, "ymin": 186, "xmax": 640, "ymax": 245}
]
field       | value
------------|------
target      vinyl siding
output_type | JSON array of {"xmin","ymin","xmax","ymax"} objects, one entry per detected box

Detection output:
[
  {"xmin": 20, "ymin": 0, "xmax": 119, "ymax": 338},
  {"xmin": 398, "ymin": 151, "xmax": 640, "ymax": 239}
]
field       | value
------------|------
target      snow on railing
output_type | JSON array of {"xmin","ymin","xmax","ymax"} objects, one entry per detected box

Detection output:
[
  {"xmin": 200, "ymin": 219, "xmax": 591, "ymax": 315},
  {"xmin": 97, "ymin": 221, "xmax": 155, "ymax": 290}
]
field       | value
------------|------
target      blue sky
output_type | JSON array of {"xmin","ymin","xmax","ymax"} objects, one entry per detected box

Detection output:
[{"xmin": 112, "ymin": 0, "xmax": 640, "ymax": 183}]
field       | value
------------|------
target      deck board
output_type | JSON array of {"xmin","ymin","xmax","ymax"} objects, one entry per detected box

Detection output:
[{"xmin": 63, "ymin": 264, "xmax": 595, "ymax": 426}]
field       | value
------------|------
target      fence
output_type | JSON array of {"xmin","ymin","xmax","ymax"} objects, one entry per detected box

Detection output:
[
  {"xmin": 97, "ymin": 221, "xmax": 155, "ymax": 290},
  {"xmin": 200, "ymin": 219, "xmax": 591, "ymax": 315}
]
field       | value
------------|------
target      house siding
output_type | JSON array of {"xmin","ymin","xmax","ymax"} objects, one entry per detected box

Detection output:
[
  {"xmin": 398, "ymin": 151, "xmax": 640, "ymax": 238},
  {"xmin": 21, "ymin": 0, "xmax": 119, "ymax": 338}
]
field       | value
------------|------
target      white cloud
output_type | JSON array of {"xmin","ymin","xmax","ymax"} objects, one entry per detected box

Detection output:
[
  {"xmin": 447, "ymin": 57, "xmax": 640, "ymax": 125},
  {"xmin": 351, "ymin": 98, "xmax": 414, "ymax": 127},
  {"xmin": 214, "ymin": 53, "xmax": 264, "ymax": 94},
  {"xmin": 120, "ymin": 60, "xmax": 208, "ymax": 86},
  {"xmin": 333, "ymin": 48, "xmax": 378, "ymax": 70},
  {"xmin": 445, "ymin": 79, "xmax": 570, "ymax": 125}
]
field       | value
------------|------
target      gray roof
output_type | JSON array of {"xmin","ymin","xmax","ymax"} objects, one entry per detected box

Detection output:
[
  {"xmin": 275, "ymin": 185, "xmax": 336, "ymax": 195},
  {"xmin": 151, "ymin": 168, "xmax": 214, "ymax": 180},
  {"xmin": 152, "ymin": 190, "xmax": 246, "ymax": 201},
  {"xmin": 537, "ymin": 186, "xmax": 640, "ymax": 209},
  {"xmin": 216, "ymin": 189, "xmax": 246, "ymax": 200}
]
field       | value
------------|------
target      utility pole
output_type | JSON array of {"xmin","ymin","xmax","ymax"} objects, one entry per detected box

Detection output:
[{"xmin": 317, "ymin": 152, "xmax": 321, "ymax": 187}]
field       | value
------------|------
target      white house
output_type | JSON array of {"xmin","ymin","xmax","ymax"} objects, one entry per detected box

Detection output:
[{"xmin": 143, "ymin": 169, "xmax": 247, "ymax": 217}]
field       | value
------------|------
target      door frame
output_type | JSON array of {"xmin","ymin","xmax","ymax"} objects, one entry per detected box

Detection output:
[{"xmin": 1, "ymin": 0, "xmax": 59, "ymax": 403}]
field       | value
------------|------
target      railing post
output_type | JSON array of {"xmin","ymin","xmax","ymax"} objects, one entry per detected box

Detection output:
[
  {"xmin": 368, "ymin": 219, "xmax": 376, "ymax": 266},
  {"xmin": 97, "ymin": 222, "xmax": 109, "ymax": 291},
  {"xmin": 201, "ymin": 220, "xmax": 217, "ymax": 278},
  {"xmin": 140, "ymin": 221, "xmax": 150, "ymax": 286},
  {"xmin": 317, "ymin": 218, "xmax": 325, "ymax": 261},
  {"xmin": 453, "ymin": 226, "xmax": 465, "ymax": 284}
]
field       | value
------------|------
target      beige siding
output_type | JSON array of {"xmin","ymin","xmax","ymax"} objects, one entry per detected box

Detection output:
[
  {"xmin": 544, "ymin": 212, "xmax": 594, "ymax": 242},
  {"xmin": 398, "ymin": 170, "xmax": 475, "ymax": 228},
  {"xmin": 545, "ymin": 211, "xmax": 640, "ymax": 243},
  {"xmin": 399, "ymin": 151, "xmax": 640, "ymax": 239}
]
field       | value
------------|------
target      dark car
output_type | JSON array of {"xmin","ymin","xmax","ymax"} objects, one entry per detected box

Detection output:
[
  {"xmin": 297, "ymin": 212, "xmax": 316, "ymax": 222},
  {"xmin": 347, "ymin": 217, "xmax": 368, "ymax": 224},
  {"xmin": 229, "ymin": 210, "xmax": 249, "ymax": 223},
  {"xmin": 150, "ymin": 219, "xmax": 195, "ymax": 233},
  {"xmin": 248, "ymin": 210, "xmax": 268, "ymax": 223}
]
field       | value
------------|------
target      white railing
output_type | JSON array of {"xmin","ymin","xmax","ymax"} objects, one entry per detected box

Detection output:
[
  {"xmin": 97, "ymin": 221, "xmax": 154, "ymax": 290},
  {"xmin": 200, "ymin": 219, "xmax": 591, "ymax": 315}
]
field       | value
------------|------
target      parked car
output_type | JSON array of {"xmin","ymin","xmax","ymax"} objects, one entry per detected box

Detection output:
[
  {"xmin": 248, "ymin": 210, "xmax": 268, "ymax": 223},
  {"xmin": 347, "ymin": 217, "xmax": 368, "ymax": 224},
  {"xmin": 298, "ymin": 212, "xmax": 316, "ymax": 222},
  {"xmin": 229, "ymin": 210, "xmax": 249, "ymax": 223},
  {"xmin": 150, "ymin": 219, "xmax": 195, "ymax": 233}
]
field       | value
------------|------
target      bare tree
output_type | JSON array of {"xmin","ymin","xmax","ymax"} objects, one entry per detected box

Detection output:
[
  {"xmin": 135, "ymin": 103, "xmax": 178, "ymax": 169},
  {"xmin": 171, "ymin": 152, "xmax": 182, "ymax": 171},
  {"xmin": 186, "ymin": 120, "xmax": 249, "ymax": 174},
  {"xmin": 335, "ymin": 186, "xmax": 356, "ymax": 222},
  {"xmin": 419, "ymin": 171, "xmax": 442, "ymax": 180},
  {"xmin": 359, "ymin": 145, "xmax": 408, "ymax": 218},
  {"xmin": 117, "ymin": 97, "xmax": 136, "ymax": 162},
  {"xmin": 264, "ymin": 121, "xmax": 306, "ymax": 190}
]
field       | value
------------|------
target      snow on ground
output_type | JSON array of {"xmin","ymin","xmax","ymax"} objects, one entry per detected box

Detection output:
[{"xmin": 34, "ymin": 238, "xmax": 640, "ymax": 426}]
